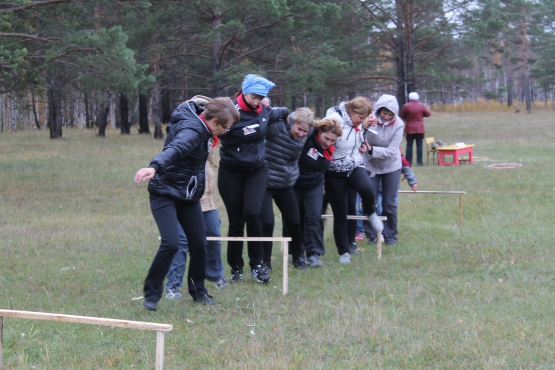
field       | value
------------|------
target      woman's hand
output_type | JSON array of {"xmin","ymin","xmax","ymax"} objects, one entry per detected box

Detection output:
[
  {"xmin": 134, "ymin": 167, "xmax": 156, "ymax": 184},
  {"xmin": 365, "ymin": 114, "xmax": 377, "ymax": 128},
  {"xmin": 410, "ymin": 184, "xmax": 418, "ymax": 191},
  {"xmin": 363, "ymin": 139, "xmax": 372, "ymax": 153}
]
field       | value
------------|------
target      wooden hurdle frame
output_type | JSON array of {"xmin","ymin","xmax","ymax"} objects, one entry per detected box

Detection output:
[
  {"xmin": 206, "ymin": 236, "xmax": 291, "ymax": 295},
  {"xmin": 0, "ymin": 309, "xmax": 172, "ymax": 370},
  {"xmin": 398, "ymin": 190, "xmax": 466, "ymax": 226},
  {"xmin": 322, "ymin": 215, "xmax": 387, "ymax": 259}
]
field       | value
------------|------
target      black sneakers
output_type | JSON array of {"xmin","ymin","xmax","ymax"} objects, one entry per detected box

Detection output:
[
  {"xmin": 143, "ymin": 300, "xmax": 157, "ymax": 311},
  {"xmin": 293, "ymin": 257, "xmax": 308, "ymax": 270},
  {"xmin": 230, "ymin": 268, "xmax": 243, "ymax": 283},
  {"xmin": 193, "ymin": 294, "xmax": 216, "ymax": 305},
  {"xmin": 250, "ymin": 264, "xmax": 271, "ymax": 283},
  {"xmin": 348, "ymin": 242, "xmax": 362, "ymax": 255}
]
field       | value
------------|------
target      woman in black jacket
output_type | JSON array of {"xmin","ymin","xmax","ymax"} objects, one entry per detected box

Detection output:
[
  {"xmin": 293, "ymin": 117, "xmax": 343, "ymax": 267},
  {"xmin": 134, "ymin": 97, "xmax": 239, "ymax": 311},
  {"xmin": 261, "ymin": 107, "xmax": 313, "ymax": 270},
  {"xmin": 218, "ymin": 74, "xmax": 289, "ymax": 284}
]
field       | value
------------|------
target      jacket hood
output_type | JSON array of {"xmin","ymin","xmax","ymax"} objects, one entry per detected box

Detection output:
[
  {"xmin": 168, "ymin": 101, "xmax": 209, "ymax": 132},
  {"xmin": 374, "ymin": 94, "xmax": 399, "ymax": 116}
]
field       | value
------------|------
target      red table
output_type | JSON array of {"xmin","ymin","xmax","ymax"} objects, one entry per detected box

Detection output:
[{"xmin": 436, "ymin": 144, "xmax": 475, "ymax": 166}]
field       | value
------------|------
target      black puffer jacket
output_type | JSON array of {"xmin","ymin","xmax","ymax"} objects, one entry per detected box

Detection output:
[
  {"xmin": 219, "ymin": 99, "xmax": 289, "ymax": 170},
  {"xmin": 265, "ymin": 118, "xmax": 306, "ymax": 189},
  {"xmin": 147, "ymin": 101, "xmax": 213, "ymax": 203},
  {"xmin": 294, "ymin": 128, "xmax": 332, "ymax": 190}
]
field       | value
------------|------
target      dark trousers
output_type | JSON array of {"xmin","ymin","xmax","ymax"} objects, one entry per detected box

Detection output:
[
  {"xmin": 261, "ymin": 187, "xmax": 303, "ymax": 262},
  {"xmin": 363, "ymin": 169, "xmax": 402, "ymax": 243},
  {"xmin": 294, "ymin": 184, "xmax": 326, "ymax": 257},
  {"xmin": 144, "ymin": 194, "xmax": 207, "ymax": 303},
  {"xmin": 324, "ymin": 167, "xmax": 376, "ymax": 255},
  {"xmin": 405, "ymin": 133, "xmax": 424, "ymax": 165},
  {"xmin": 218, "ymin": 165, "xmax": 267, "ymax": 270},
  {"xmin": 347, "ymin": 189, "xmax": 359, "ymax": 244}
]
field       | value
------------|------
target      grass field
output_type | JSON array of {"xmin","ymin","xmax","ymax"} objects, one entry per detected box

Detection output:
[{"xmin": 1, "ymin": 110, "xmax": 555, "ymax": 369}]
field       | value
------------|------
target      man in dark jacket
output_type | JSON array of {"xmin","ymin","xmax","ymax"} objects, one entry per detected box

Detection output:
[{"xmin": 399, "ymin": 92, "xmax": 431, "ymax": 166}]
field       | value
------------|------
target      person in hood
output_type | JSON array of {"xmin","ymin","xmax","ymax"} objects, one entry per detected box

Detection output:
[
  {"xmin": 218, "ymin": 74, "xmax": 289, "ymax": 284},
  {"xmin": 134, "ymin": 97, "xmax": 239, "ymax": 311},
  {"xmin": 361, "ymin": 94, "xmax": 405, "ymax": 245},
  {"xmin": 324, "ymin": 97, "xmax": 384, "ymax": 265}
]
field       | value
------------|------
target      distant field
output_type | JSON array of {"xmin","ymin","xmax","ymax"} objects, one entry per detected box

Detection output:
[{"xmin": 1, "ymin": 109, "xmax": 554, "ymax": 369}]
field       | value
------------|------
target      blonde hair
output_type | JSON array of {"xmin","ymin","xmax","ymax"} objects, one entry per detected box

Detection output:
[
  {"xmin": 314, "ymin": 117, "xmax": 343, "ymax": 137},
  {"xmin": 290, "ymin": 107, "xmax": 315, "ymax": 127},
  {"xmin": 346, "ymin": 96, "xmax": 373, "ymax": 116}
]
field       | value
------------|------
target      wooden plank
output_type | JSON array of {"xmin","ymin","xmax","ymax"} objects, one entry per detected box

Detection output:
[
  {"xmin": 321, "ymin": 215, "xmax": 387, "ymax": 221},
  {"xmin": 282, "ymin": 240, "xmax": 288, "ymax": 295},
  {"xmin": 0, "ymin": 310, "xmax": 172, "ymax": 332},
  {"xmin": 206, "ymin": 237, "xmax": 292, "ymax": 295},
  {"xmin": 398, "ymin": 190, "xmax": 466, "ymax": 194},
  {"xmin": 155, "ymin": 331, "xmax": 165, "ymax": 370},
  {"xmin": 206, "ymin": 237, "xmax": 291, "ymax": 241}
]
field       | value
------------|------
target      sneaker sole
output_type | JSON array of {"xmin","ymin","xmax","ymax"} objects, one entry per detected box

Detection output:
[{"xmin": 252, "ymin": 276, "xmax": 271, "ymax": 283}]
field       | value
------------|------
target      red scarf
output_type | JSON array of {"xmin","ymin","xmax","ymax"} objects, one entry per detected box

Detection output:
[
  {"xmin": 317, "ymin": 134, "xmax": 335, "ymax": 160},
  {"xmin": 199, "ymin": 114, "xmax": 219, "ymax": 148},
  {"xmin": 400, "ymin": 148, "xmax": 411, "ymax": 167},
  {"xmin": 237, "ymin": 92, "xmax": 262, "ymax": 114}
]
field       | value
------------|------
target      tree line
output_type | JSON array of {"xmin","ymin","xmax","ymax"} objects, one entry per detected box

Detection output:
[{"xmin": 1, "ymin": 0, "xmax": 554, "ymax": 138}]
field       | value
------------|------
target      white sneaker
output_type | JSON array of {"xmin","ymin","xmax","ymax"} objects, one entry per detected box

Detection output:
[
  {"xmin": 368, "ymin": 213, "xmax": 384, "ymax": 233},
  {"xmin": 165, "ymin": 287, "xmax": 183, "ymax": 300},
  {"xmin": 339, "ymin": 252, "xmax": 351, "ymax": 264}
]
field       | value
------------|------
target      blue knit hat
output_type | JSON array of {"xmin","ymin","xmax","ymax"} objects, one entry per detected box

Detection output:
[{"xmin": 241, "ymin": 74, "xmax": 275, "ymax": 97}]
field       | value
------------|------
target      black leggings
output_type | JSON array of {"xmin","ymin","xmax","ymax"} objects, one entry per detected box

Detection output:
[
  {"xmin": 261, "ymin": 187, "xmax": 303, "ymax": 263},
  {"xmin": 144, "ymin": 194, "xmax": 207, "ymax": 302},
  {"xmin": 294, "ymin": 184, "xmax": 326, "ymax": 257},
  {"xmin": 324, "ymin": 167, "xmax": 376, "ymax": 255},
  {"xmin": 218, "ymin": 165, "xmax": 267, "ymax": 270}
]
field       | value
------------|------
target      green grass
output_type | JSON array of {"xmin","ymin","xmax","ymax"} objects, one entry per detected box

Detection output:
[{"xmin": 1, "ymin": 110, "xmax": 555, "ymax": 369}]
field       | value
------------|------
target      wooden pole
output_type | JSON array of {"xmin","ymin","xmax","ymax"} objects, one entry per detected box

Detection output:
[
  {"xmin": 459, "ymin": 194, "xmax": 463, "ymax": 226},
  {"xmin": 1, "ymin": 316, "xmax": 3, "ymax": 370},
  {"xmin": 207, "ymin": 237, "xmax": 291, "ymax": 295},
  {"xmin": 321, "ymin": 215, "xmax": 387, "ymax": 259},
  {"xmin": 155, "ymin": 331, "xmax": 165, "ymax": 370},
  {"xmin": 282, "ymin": 240, "xmax": 288, "ymax": 295}
]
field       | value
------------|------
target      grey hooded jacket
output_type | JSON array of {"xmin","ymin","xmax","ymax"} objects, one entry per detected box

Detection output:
[{"xmin": 363, "ymin": 94, "xmax": 405, "ymax": 176}]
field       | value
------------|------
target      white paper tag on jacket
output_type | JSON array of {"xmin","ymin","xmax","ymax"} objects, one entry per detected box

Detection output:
[
  {"xmin": 307, "ymin": 148, "xmax": 323, "ymax": 160},
  {"xmin": 243, "ymin": 124, "xmax": 259, "ymax": 135}
]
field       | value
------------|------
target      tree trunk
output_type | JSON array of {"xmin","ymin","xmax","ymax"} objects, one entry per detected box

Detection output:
[
  {"xmin": 161, "ymin": 89, "xmax": 172, "ymax": 123},
  {"xmin": 97, "ymin": 92, "xmax": 110, "ymax": 137},
  {"xmin": 211, "ymin": 8, "xmax": 224, "ymax": 96},
  {"xmin": 138, "ymin": 93, "xmax": 150, "ymax": 134},
  {"xmin": 291, "ymin": 95, "xmax": 297, "ymax": 111},
  {"xmin": 395, "ymin": 0, "xmax": 406, "ymax": 107},
  {"xmin": 521, "ymin": 10, "xmax": 531, "ymax": 112},
  {"xmin": 31, "ymin": 92, "xmax": 41, "ymax": 130},
  {"xmin": 120, "ymin": 93, "xmax": 130, "ymax": 134},
  {"xmin": 151, "ymin": 83, "xmax": 163, "ymax": 140},
  {"xmin": 47, "ymin": 69, "xmax": 63, "ymax": 139},
  {"xmin": 315, "ymin": 93, "xmax": 323, "ymax": 118}
]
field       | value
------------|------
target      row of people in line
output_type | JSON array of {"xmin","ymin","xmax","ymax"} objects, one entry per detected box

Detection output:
[{"xmin": 134, "ymin": 74, "xmax": 409, "ymax": 311}]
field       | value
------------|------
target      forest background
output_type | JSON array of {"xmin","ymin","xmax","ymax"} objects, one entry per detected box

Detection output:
[{"xmin": 1, "ymin": 0, "xmax": 555, "ymax": 139}]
